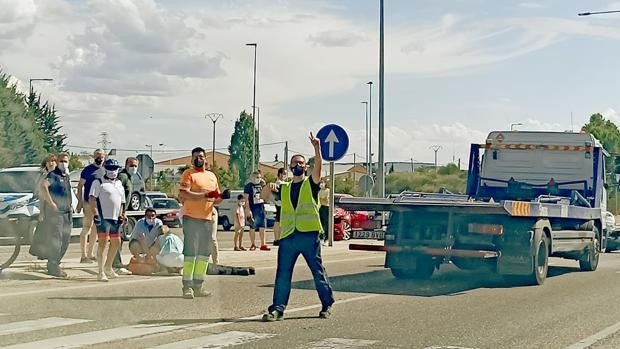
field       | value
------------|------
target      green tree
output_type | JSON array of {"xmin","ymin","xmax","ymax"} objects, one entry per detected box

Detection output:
[
  {"xmin": 385, "ymin": 166, "xmax": 467, "ymax": 195},
  {"xmin": 27, "ymin": 93, "xmax": 67, "ymax": 154},
  {"xmin": 582, "ymin": 113, "xmax": 620, "ymax": 184},
  {"xmin": 211, "ymin": 163, "xmax": 240, "ymax": 190},
  {"xmin": 228, "ymin": 110, "xmax": 259, "ymax": 186},
  {"xmin": 68, "ymin": 153, "xmax": 83, "ymax": 172}
]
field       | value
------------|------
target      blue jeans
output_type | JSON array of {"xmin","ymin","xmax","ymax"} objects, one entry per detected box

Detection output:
[{"xmin": 269, "ymin": 231, "xmax": 334, "ymax": 314}]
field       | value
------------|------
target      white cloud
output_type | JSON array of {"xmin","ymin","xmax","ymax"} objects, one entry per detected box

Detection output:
[
  {"xmin": 519, "ymin": 3, "xmax": 546, "ymax": 9},
  {"xmin": 307, "ymin": 30, "xmax": 366, "ymax": 47}
]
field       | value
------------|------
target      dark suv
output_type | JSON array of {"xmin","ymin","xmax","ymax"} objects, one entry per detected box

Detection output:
[{"xmin": 126, "ymin": 172, "xmax": 146, "ymax": 211}]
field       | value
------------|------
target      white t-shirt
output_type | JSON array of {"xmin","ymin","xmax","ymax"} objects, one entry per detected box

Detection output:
[{"xmin": 89, "ymin": 177, "xmax": 126, "ymax": 219}]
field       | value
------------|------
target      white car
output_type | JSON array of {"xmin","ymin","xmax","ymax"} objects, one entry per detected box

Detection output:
[{"xmin": 216, "ymin": 189, "xmax": 276, "ymax": 231}]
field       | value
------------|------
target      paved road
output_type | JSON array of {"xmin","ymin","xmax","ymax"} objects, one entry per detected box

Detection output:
[{"xmin": 1, "ymin": 231, "xmax": 620, "ymax": 349}]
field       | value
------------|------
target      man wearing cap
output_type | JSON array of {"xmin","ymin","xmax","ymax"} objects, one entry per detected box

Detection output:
[{"xmin": 89, "ymin": 159, "xmax": 126, "ymax": 282}]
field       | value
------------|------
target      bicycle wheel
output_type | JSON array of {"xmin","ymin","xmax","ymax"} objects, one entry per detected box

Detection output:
[{"xmin": 0, "ymin": 231, "xmax": 21, "ymax": 271}]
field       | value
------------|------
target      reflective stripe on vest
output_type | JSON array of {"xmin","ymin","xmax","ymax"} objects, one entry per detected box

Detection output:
[{"xmin": 280, "ymin": 178, "xmax": 323, "ymax": 239}]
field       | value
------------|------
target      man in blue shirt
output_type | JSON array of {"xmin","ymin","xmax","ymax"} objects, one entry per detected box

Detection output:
[{"xmin": 129, "ymin": 207, "xmax": 165, "ymax": 259}]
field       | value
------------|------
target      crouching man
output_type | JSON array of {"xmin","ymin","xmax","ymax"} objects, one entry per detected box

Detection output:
[{"xmin": 128, "ymin": 208, "xmax": 166, "ymax": 260}]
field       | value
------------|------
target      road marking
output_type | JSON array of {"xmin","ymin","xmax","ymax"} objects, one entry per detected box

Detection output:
[
  {"xmin": 2, "ymin": 323, "xmax": 186, "ymax": 349},
  {"xmin": 0, "ymin": 317, "xmax": 91, "ymax": 336},
  {"xmin": 300, "ymin": 337, "xmax": 378, "ymax": 348},
  {"xmin": 0, "ymin": 256, "xmax": 382, "ymax": 299},
  {"xmin": 150, "ymin": 331, "xmax": 275, "ymax": 349},
  {"xmin": 424, "ymin": 346, "xmax": 478, "ymax": 349},
  {"xmin": 194, "ymin": 294, "xmax": 379, "ymax": 330},
  {"xmin": 565, "ymin": 321, "xmax": 620, "ymax": 349}
]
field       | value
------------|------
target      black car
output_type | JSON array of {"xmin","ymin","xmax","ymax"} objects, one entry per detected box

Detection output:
[{"xmin": 151, "ymin": 198, "xmax": 182, "ymax": 228}]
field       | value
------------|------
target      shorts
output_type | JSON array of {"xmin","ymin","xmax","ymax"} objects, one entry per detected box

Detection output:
[
  {"xmin": 97, "ymin": 219, "xmax": 121, "ymax": 238},
  {"xmin": 275, "ymin": 205, "xmax": 281, "ymax": 222},
  {"xmin": 250, "ymin": 206, "xmax": 266, "ymax": 229}
]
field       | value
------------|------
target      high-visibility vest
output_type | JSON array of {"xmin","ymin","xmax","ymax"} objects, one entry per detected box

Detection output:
[{"xmin": 280, "ymin": 178, "xmax": 323, "ymax": 239}]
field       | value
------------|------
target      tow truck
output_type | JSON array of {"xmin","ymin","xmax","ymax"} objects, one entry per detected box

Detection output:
[{"xmin": 337, "ymin": 131, "xmax": 608, "ymax": 285}]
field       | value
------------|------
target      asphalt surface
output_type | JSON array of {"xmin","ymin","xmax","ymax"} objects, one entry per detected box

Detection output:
[{"xmin": 1, "ymin": 229, "xmax": 620, "ymax": 349}]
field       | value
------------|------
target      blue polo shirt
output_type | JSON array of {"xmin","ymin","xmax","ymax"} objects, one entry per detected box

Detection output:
[{"xmin": 129, "ymin": 217, "xmax": 164, "ymax": 246}]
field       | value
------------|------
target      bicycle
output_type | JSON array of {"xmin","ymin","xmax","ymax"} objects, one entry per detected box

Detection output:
[{"xmin": 0, "ymin": 226, "xmax": 21, "ymax": 271}]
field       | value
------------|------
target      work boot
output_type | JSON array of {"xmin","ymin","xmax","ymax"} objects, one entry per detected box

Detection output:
[
  {"xmin": 182, "ymin": 287, "xmax": 194, "ymax": 299},
  {"xmin": 191, "ymin": 285, "xmax": 212, "ymax": 297},
  {"xmin": 318, "ymin": 305, "xmax": 333, "ymax": 319},
  {"xmin": 261, "ymin": 310, "xmax": 283, "ymax": 322}
]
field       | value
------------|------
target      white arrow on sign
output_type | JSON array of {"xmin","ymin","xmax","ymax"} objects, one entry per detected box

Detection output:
[{"xmin": 325, "ymin": 129, "xmax": 340, "ymax": 158}]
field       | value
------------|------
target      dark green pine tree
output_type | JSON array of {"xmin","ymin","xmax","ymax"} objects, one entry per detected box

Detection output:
[
  {"xmin": 228, "ymin": 110, "xmax": 259, "ymax": 186},
  {"xmin": 28, "ymin": 92, "xmax": 67, "ymax": 154}
]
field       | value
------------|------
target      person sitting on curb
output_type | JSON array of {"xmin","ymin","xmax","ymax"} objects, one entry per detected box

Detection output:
[{"xmin": 128, "ymin": 207, "xmax": 165, "ymax": 261}]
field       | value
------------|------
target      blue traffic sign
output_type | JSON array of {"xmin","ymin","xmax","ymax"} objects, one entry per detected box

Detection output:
[{"xmin": 317, "ymin": 124, "xmax": 349, "ymax": 162}]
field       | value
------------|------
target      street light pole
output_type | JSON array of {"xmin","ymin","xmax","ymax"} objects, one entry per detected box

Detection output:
[
  {"xmin": 510, "ymin": 122, "xmax": 523, "ymax": 131},
  {"xmin": 367, "ymin": 81, "xmax": 373, "ymax": 179},
  {"xmin": 362, "ymin": 101, "xmax": 369, "ymax": 176},
  {"xmin": 206, "ymin": 113, "xmax": 223, "ymax": 167},
  {"xmin": 377, "ymin": 0, "xmax": 386, "ymax": 200},
  {"xmin": 431, "ymin": 145, "xmax": 442, "ymax": 172},
  {"xmin": 29, "ymin": 78, "xmax": 54, "ymax": 96},
  {"xmin": 246, "ymin": 42, "xmax": 258, "ymax": 171}
]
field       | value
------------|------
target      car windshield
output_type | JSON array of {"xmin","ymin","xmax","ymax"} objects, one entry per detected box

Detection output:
[
  {"xmin": 147, "ymin": 193, "xmax": 167, "ymax": 199},
  {"xmin": 152, "ymin": 199, "xmax": 180, "ymax": 209},
  {"xmin": 0, "ymin": 171, "xmax": 41, "ymax": 193}
]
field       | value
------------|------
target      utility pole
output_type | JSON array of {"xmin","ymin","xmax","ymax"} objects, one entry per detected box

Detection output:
[
  {"xmin": 377, "ymin": 0, "xmax": 386, "ymax": 200},
  {"xmin": 99, "ymin": 132, "xmax": 111, "ymax": 154},
  {"xmin": 206, "ymin": 113, "xmax": 223, "ymax": 167},
  {"xmin": 362, "ymin": 101, "xmax": 369, "ymax": 177},
  {"xmin": 411, "ymin": 158, "xmax": 414, "ymax": 173},
  {"xmin": 353, "ymin": 153, "xmax": 357, "ymax": 189},
  {"xmin": 284, "ymin": 141, "xmax": 288, "ymax": 170},
  {"xmin": 367, "ymin": 81, "xmax": 373, "ymax": 178},
  {"xmin": 431, "ymin": 145, "xmax": 442, "ymax": 172}
]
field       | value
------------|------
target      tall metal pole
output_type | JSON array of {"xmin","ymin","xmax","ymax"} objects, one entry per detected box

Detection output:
[
  {"xmin": 367, "ymin": 81, "xmax": 373, "ymax": 181},
  {"xmin": 247, "ymin": 43, "xmax": 257, "ymax": 171},
  {"xmin": 362, "ymin": 101, "xmax": 369, "ymax": 177},
  {"xmin": 377, "ymin": 0, "xmax": 386, "ymax": 200},
  {"xmin": 206, "ymin": 113, "xmax": 223, "ymax": 167},
  {"xmin": 284, "ymin": 141, "xmax": 289, "ymax": 169},
  {"xmin": 431, "ymin": 145, "xmax": 442, "ymax": 172}
]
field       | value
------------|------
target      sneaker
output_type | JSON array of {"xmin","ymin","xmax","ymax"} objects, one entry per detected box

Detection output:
[
  {"xmin": 261, "ymin": 310, "xmax": 283, "ymax": 322},
  {"xmin": 239, "ymin": 246, "xmax": 247, "ymax": 251},
  {"xmin": 48, "ymin": 269, "xmax": 67, "ymax": 278},
  {"xmin": 104, "ymin": 268, "xmax": 118, "ymax": 279},
  {"xmin": 234, "ymin": 247, "xmax": 241, "ymax": 251},
  {"xmin": 114, "ymin": 267, "xmax": 132, "ymax": 275},
  {"xmin": 260, "ymin": 245, "xmax": 271, "ymax": 251},
  {"xmin": 97, "ymin": 272, "xmax": 109, "ymax": 282},
  {"xmin": 249, "ymin": 245, "xmax": 257, "ymax": 251},
  {"xmin": 191, "ymin": 286, "xmax": 212, "ymax": 297},
  {"xmin": 80, "ymin": 256, "xmax": 93, "ymax": 264},
  {"xmin": 89, "ymin": 256, "xmax": 97, "ymax": 262},
  {"xmin": 318, "ymin": 306, "xmax": 332, "ymax": 319},
  {"xmin": 182, "ymin": 287, "xmax": 194, "ymax": 299}
]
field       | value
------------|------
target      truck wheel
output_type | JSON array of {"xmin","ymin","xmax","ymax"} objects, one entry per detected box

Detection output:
[
  {"xmin": 220, "ymin": 217, "xmax": 232, "ymax": 231},
  {"xmin": 391, "ymin": 256, "xmax": 435, "ymax": 280},
  {"xmin": 579, "ymin": 232, "xmax": 600, "ymax": 272},
  {"xmin": 505, "ymin": 233, "xmax": 549, "ymax": 286}
]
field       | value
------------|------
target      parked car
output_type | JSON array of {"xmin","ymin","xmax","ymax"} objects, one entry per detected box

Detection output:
[
  {"xmin": 216, "ymin": 189, "xmax": 275, "ymax": 231},
  {"xmin": 145, "ymin": 191, "xmax": 168, "ymax": 202},
  {"xmin": 605, "ymin": 211, "xmax": 619, "ymax": 253},
  {"xmin": 333, "ymin": 193, "xmax": 380, "ymax": 241},
  {"xmin": 151, "ymin": 198, "xmax": 182, "ymax": 228}
]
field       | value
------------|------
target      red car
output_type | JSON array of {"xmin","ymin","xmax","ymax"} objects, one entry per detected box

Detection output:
[{"xmin": 333, "ymin": 207, "xmax": 376, "ymax": 241}]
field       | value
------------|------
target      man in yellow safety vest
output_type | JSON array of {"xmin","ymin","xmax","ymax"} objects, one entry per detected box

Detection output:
[{"xmin": 261, "ymin": 132, "xmax": 335, "ymax": 322}]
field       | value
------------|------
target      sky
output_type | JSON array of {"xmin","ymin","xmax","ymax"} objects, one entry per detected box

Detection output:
[{"xmin": 2, "ymin": 0, "xmax": 620, "ymax": 167}]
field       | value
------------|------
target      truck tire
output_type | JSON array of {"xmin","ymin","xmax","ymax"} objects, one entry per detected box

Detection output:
[
  {"xmin": 505, "ymin": 233, "xmax": 548, "ymax": 286},
  {"xmin": 391, "ymin": 256, "xmax": 435, "ymax": 280},
  {"xmin": 220, "ymin": 216, "xmax": 232, "ymax": 231},
  {"xmin": 579, "ymin": 229, "xmax": 599, "ymax": 272}
]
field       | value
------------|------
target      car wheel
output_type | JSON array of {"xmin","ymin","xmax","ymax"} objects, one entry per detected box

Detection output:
[
  {"xmin": 220, "ymin": 217, "xmax": 232, "ymax": 231},
  {"xmin": 342, "ymin": 221, "xmax": 351, "ymax": 241},
  {"xmin": 128, "ymin": 193, "xmax": 141, "ymax": 211},
  {"xmin": 122, "ymin": 217, "xmax": 136, "ymax": 241}
]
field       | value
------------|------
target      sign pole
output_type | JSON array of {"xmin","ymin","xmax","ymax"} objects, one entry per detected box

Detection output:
[{"xmin": 328, "ymin": 161, "xmax": 335, "ymax": 247}]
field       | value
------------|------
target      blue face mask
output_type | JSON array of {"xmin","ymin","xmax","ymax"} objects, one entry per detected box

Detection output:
[{"xmin": 291, "ymin": 165, "xmax": 304, "ymax": 177}]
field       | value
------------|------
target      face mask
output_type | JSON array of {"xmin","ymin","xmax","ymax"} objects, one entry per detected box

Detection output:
[
  {"xmin": 127, "ymin": 167, "xmax": 138, "ymax": 175},
  {"xmin": 291, "ymin": 165, "xmax": 304, "ymax": 177},
  {"xmin": 57, "ymin": 162, "xmax": 68, "ymax": 173},
  {"xmin": 193, "ymin": 158, "xmax": 204, "ymax": 168},
  {"xmin": 146, "ymin": 218, "xmax": 156, "ymax": 226},
  {"xmin": 106, "ymin": 169, "xmax": 118, "ymax": 179},
  {"xmin": 94, "ymin": 158, "xmax": 104, "ymax": 166}
]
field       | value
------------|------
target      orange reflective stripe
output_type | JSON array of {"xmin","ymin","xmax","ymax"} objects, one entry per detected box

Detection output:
[{"xmin": 511, "ymin": 201, "xmax": 531, "ymax": 216}]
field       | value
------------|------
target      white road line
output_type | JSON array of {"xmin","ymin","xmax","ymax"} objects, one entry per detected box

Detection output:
[
  {"xmin": 301, "ymin": 338, "xmax": 378, "ymax": 349},
  {"xmin": 194, "ymin": 294, "xmax": 379, "ymax": 330},
  {"xmin": 150, "ymin": 331, "xmax": 275, "ymax": 349},
  {"xmin": 0, "ymin": 317, "xmax": 91, "ymax": 336},
  {"xmin": 0, "ymin": 255, "xmax": 382, "ymax": 299},
  {"xmin": 565, "ymin": 321, "xmax": 620, "ymax": 349},
  {"xmin": 1, "ymin": 323, "xmax": 186, "ymax": 349}
]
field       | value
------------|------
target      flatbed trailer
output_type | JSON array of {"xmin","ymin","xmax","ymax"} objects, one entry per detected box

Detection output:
[{"xmin": 338, "ymin": 131, "xmax": 608, "ymax": 285}]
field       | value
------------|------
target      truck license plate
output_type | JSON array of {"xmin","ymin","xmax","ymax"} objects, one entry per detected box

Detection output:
[{"xmin": 351, "ymin": 230, "xmax": 385, "ymax": 239}]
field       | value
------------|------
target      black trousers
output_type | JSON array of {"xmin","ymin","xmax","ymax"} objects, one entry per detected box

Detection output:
[{"xmin": 319, "ymin": 206, "xmax": 329, "ymax": 241}]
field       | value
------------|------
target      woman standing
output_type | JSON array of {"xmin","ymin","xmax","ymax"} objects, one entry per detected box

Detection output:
[{"xmin": 318, "ymin": 179, "xmax": 330, "ymax": 244}]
